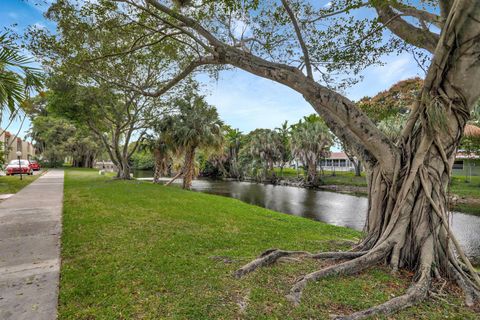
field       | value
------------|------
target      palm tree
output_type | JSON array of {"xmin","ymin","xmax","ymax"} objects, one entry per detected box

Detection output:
[
  {"xmin": 162, "ymin": 93, "xmax": 224, "ymax": 189},
  {"xmin": 377, "ymin": 114, "xmax": 408, "ymax": 143},
  {"xmin": 0, "ymin": 33, "xmax": 42, "ymax": 114},
  {"xmin": 225, "ymin": 127, "xmax": 243, "ymax": 178},
  {"xmin": 291, "ymin": 116, "xmax": 333, "ymax": 186},
  {"xmin": 247, "ymin": 129, "xmax": 282, "ymax": 181},
  {"xmin": 207, "ymin": 126, "xmax": 242, "ymax": 178},
  {"xmin": 138, "ymin": 133, "xmax": 171, "ymax": 184},
  {"xmin": 275, "ymin": 120, "xmax": 292, "ymax": 176}
]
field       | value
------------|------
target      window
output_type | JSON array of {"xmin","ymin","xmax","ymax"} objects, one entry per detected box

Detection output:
[{"xmin": 453, "ymin": 160, "xmax": 464, "ymax": 170}]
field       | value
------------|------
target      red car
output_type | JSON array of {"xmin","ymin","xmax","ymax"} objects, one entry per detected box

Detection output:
[
  {"xmin": 6, "ymin": 159, "xmax": 34, "ymax": 176},
  {"xmin": 29, "ymin": 160, "xmax": 41, "ymax": 171}
]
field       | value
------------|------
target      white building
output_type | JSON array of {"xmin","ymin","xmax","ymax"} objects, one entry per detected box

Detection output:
[{"xmin": 320, "ymin": 152, "xmax": 356, "ymax": 172}]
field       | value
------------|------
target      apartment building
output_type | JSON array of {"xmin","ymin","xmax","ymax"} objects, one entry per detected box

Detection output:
[{"xmin": 0, "ymin": 130, "xmax": 36, "ymax": 163}]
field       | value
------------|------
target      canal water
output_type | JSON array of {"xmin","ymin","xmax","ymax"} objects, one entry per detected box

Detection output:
[{"xmin": 134, "ymin": 170, "xmax": 480, "ymax": 262}]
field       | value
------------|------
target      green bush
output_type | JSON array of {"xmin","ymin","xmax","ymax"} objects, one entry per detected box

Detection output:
[{"xmin": 130, "ymin": 151, "xmax": 154, "ymax": 170}]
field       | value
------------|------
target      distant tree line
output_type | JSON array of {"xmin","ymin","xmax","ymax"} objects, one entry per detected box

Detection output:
[{"xmin": 133, "ymin": 112, "xmax": 334, "ymax": 188}]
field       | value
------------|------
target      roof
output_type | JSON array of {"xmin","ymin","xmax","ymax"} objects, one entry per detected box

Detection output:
[
  {"xmin": 464, "ymin": 124, "xmax": 480, "ymax": 137},
  {"xmin": 326, "ymin": 152, "xmax": 349, "ymax": 159},
  {"xmin": 456, "ymin": 151, "xmax": 480, "ymax": 159}
]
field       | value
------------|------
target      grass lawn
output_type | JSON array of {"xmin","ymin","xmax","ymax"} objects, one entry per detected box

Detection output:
[
  {"xmin": 320, "ymin": 170, "xmax": 368, "ymax": 187},
  {"xmin": 0, "ymin": 172, "xmax": 42, "ymax": 194},
  {"xmin": 275, "ymin": 168, "xmax": 368, "ymax": 187},
  {"xmin": 450, "ymin": 175, "xmax": 480, "ymax": 197},
  {"xmin": 274, "ymin": 167, "xmax": 301, "ymax": 178},
  {"xmin": 60, "ymin": 169, "xmax": 477, "ymax": 319},
  {"xmin": 450, "ymin": 176, "xmax": 480, "ymax": 215}
]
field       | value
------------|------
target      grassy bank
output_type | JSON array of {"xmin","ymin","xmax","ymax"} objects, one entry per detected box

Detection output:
[
  {"xmin": 450, "ymin": 176, "xmax": 480, "ymax": 215},
  {"xmin": 276, "ymin": 168, "xmax": 367, "ymax": 186},
  {"xmin": 60, "ymin": 169, "xmax": 476, "ymax": 319},
  {"xmin": 0, "ymin": 172, "xmax": 42, "ymax": 194}
]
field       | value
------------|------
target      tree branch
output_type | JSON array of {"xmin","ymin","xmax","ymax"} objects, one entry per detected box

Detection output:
[
  {"xmin": 303, "ymin": 3, "xmax": 368, "ymax": 23},
  {"xmin": 372, "ymin": 2, "xmax": 440, "ymax": 53},
  {"xmin": 215, "ymin": 45, "xmax": 399, "ymax": 170},
  {"xmin": 120, "ymin": 0, "xmax": 214, "ymax": 52},
  {"xmin": 389, "ymin": 2, "xmax": 444, "ymax": 29},
  {"xmin": 120, "ymin": 0, "xmax": 400, "ymax": 171},
  {"xmin": 143, "ymin": 0, "xmax": 223, "ymax": 47},
  {"xmin": 281, "ymin": 0, "xmax": 313, "ymax": 79},
  {"xmin": 85, "ymin": 31, "xmax": 183, "ymax": 62},
  {"xmin": 82, "ymin": 57, "xmax": 216, "ymax": 97},
  {"xmin": 439, "ymin": 0, "xmax": 453, "ymax": 19}
]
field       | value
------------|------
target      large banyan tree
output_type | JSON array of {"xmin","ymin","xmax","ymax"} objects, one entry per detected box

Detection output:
[{"xmin": 44, "ymin": 0, "xmax": 480, "ymax": 317}]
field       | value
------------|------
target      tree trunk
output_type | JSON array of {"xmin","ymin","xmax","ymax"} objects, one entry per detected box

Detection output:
[
  {"xmin": 354, "ymin": 160, "xmax": 361, "ymax": 177},
  {"xmin": 153, "ymin": 147, "xmax": 166, "ymax": 184},
  {"xmin": 232, "ymin": 3, "xmax": 480, "ymax": 315},
  {"xmin": 117, "ymin": 159, "xmax": 131, "ymax": 180},
  {"xmin": 87, "ymin": 154, "xmax": 95, "ymax": 168},
  {"xmin": 182, "ymin": 145, "xmax": 196, "ymax": 189},
  {"xmin": 346, "ymin": 151, "xmax": 362, "ymax": 177},
  {"xmin": 306, "ymin": 160, "xmax": 317, "ymax": 186}
]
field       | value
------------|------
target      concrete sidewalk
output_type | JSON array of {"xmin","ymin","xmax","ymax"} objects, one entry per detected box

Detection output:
[{"xmin": 0, "ymin": 170, "xmax": 64, "ymax": 320}]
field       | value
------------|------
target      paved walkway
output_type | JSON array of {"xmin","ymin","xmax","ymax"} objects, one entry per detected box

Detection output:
[{"xmin": 0, "ymin": 170, "xmax": 64, "ymax": 320}]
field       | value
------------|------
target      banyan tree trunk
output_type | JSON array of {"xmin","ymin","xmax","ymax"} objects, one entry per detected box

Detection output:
[
  {"xmin": 234, "ymin": 2, "xmax": 480, "ymax": 316},
  {"xmin": 363, "ymin": 121, "xmax": 464, "ymax": 275},
  {"xmin": 182, "ymin": 146, "xmax": 196, "ymax": 189}
]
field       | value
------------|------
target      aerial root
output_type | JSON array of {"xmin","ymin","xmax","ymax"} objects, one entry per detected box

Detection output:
[
  {"xmin": 234, "ymin": 248, "xmax": 366, "ymax": 279},
  {"xmin": 331, "ymin": 270, "xmax": 431, "ymax": 320}
]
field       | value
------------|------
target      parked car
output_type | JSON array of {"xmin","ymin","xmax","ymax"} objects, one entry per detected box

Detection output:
[
  {"xmin": 6, "ymin": 159, "xmax": 33, "ymax": 176},
  {"xmin": 29, "ymin": 160, "xmax": 41, "ymax": 171}
]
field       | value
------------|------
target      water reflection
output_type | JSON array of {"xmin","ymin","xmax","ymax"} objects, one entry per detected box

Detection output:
[{"xmin": 134, "ymin": 171, "xmax": 480, "ymax": 262}]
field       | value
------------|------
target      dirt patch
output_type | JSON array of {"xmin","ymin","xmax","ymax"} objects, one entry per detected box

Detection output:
[{"xmin": 450, "ymin": 194, "xmax": 480, "ymax": 207}]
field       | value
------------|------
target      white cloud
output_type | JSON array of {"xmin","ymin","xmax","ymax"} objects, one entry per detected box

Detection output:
[
  {"xmin": 346, "ymin": 52, "xmax": 422, "ymax": 101},
  {"xmin": 375, "ymin": 55, "xmax": 411, "ymax": 84},
  {"xmin": 324, "ymin": 2, "xmax": 332, "ymax": 8},
  {"xmin": 231, "ymin": 18, "xmax": 250, "ymax": 39},
  {"xmin": 33, "ymin": 22, "xmax": 46, "ymax": 30},
  {"xmin": 201, "ymin": 70, "xmax": 312, "ymax": 133},
  {"xmin": 25, "ymin": 0, "xmax": 53, "ymax": 13}
]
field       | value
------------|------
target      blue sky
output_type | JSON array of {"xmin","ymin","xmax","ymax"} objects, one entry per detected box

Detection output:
[{"xmin": 1, "ymin": 0, "xmax": 425, "ymax": 139}]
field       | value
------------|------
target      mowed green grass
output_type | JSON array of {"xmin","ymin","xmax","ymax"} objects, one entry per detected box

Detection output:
[
  {"xmin": 0, "ymin": 172, "xmax": 41, "ymax": 194},
  {"xmin": 451, "ymin": 175, "xmax": 480, "ymax": 197},
  {"xmin": 60, "ymin": 169, "xmax": 477, "ymax": 319},
  {"xmin": 321, "ymin": 170, "xmax": 368, "ymax": 187},
  {"xmin": 275, "ymin": 168, "xmax": 368, "ymax": 187}
]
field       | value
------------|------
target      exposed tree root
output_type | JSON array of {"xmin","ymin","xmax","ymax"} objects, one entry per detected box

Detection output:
[
  {"xmin": 234, "ymin": 235, "xmax": 478, "ymax": 319},
  {"xmin": 234, "ymin": 248, "xmax": 366, "ymax": 279}
]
